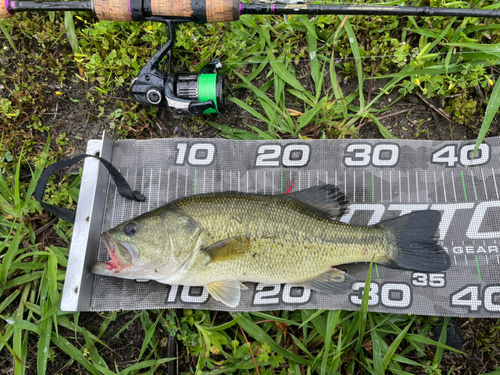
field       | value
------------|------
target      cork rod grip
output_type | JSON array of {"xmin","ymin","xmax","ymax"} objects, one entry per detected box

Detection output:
[
  {"xmin": 1, "ymin": 0, "xmax": 13, "ymax": 18},
  {"xmin": 151, "ymin": 0, "xmax": 240, "ymax": 23},
  {"xmin": 94, "ymin": 0, "xmax": 132, "ymax": 21}
]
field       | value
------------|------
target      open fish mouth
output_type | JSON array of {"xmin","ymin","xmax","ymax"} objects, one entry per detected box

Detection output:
[{"xmin": 92, "ymin": 233, "xmax": 138, "ymax": 275}]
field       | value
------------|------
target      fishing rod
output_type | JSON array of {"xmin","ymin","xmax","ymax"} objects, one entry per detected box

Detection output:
[{"xmin": 3, "ymin": 0, "xmax": 500, "ymax": 119}]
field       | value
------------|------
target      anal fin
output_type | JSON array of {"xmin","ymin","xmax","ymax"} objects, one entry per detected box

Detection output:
[
  {"xmin": 300, "ymin": 268, "xmax": 355, "ymax": 295},
  {"xmin": 206, "ymin": 280, "xmax": 246, "ymax": 307}
]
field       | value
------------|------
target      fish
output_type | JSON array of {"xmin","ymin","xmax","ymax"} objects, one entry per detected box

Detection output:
[{"xmin": 92, "ymin": 185, "xmax": 451, "ymax": 307}]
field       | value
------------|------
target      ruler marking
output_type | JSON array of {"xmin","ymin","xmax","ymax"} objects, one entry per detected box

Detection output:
[
  {"xmin": 475, "ymin": 255, "xmax": 482, "ymax": 281},
  {"xmin": 353, "ymin": 171, "xmax": 356, "ymax": 203},
  {"xmin": 194, "ymin": 169, "xmax": 198, "ymax": 195},
  {"xmin": 221, "ymin": 170, "xmax": 224, "ymax": 192},
  {"xmin": 157, "ymin": 168, "xmax": 161, "ymax": 206},
  {"xmin": 372, "ymin": 171, "xmax": 375, "ymax": 203},
  {"xmin": 335, "ymin": 170, "xmax": 338, "ymax": 187},
  {"xmin": 470, "ymin": 169, "xmax": 478, "ymax": 201},
  {"xmin": 345, "ymin": 170, "xmax": 347, "ymax": 198},
  {"xmin": 425, "ymin": 171, "xmax": 429, "ymax": 203},
  {"xmin": 363, "ymin": 171, "xmax": 366, "ymax": 203},
  {"xmin": 389, "ymin": 170, "xmax": 392, "ymax": 203},
  {"xmin": 451, "ymin": 171, "xmax": 457, "ymax": 202},
  {"xmin": 148, "ymin": 168, "xmax": 153, "ymax": 211},
  {"xmin": 464, "ymin": 254, "xmax": 468, "ymax": 265},
  {"xmin": 492, "ymin": 168, "xmax": 499, "ymax": 199},
  {"xmin": 460, "ymin": 170, "xmax": 468, "ymax": 202},
  {"xmin": 442, "ymin": 171, "xmax": 448, "ymax": 203},
  {"xmin": 280, "ymin": 171, "xmax": 283, "ymax": 194},
  {"xmin": 481, "ymin": 169, "xmax": 488, "ymax": 200},
  {"xmin": 175, "ymin": 169, "xmax": 179, "ymax": 199},
  {"xmin": 238, "ymin": 171, "xmax": 241, "ymax": 192},
  {"xmin": 433, "ymin": 171, "xmax": 438, "ymax": 203},
  {"xmin": 212, "ymin": 170, "xmax": 215, "ymax": 193},
  {"xmin": 166, "ymin": 169, "xmax": 171, "ymax": 202},
  {"xmin": 255, "ymin": 170, "xmax": 258, "ymax": 193},
  {"xmin": 399, "ymin": 171, "xmax": 402, "ymax": 203},
  {"xmin": 317, "ymin": 170, "xmax": 320, "ymax": 186},
  {"xmin": 326, "ymin": 170, "xmax": 328, "ymax": 185},
  {"xmin": 415, "ymin": 171, "xmax": 419, "ymax": 203},
  {"xmin": 407, "ymin": 171, "xmax": 410, "ymax": 203},
  {"xmin": 132, "ymin": 169, "xmax": 140, "ymax": 216},
  {"xmin": 497, "ymin": 254, "xmax": 499, "ymax": 265},
  {"xmin": 454, "ymin": 255, "xmax": 457, "ymax": 266},
  {"xmin": 272, "ymin": 171, "xmax": 275, "ymax": 195},
  {"xmin": 229, "ymin": 170, "xmax": 232, "ymax": 191},
  {"xmin": 380, "ymin": 170, "xmax": 383, "ymax": 202},
  {"xmin": 264, "ymin": 171, "xmax": 266, "ymax": 194},
  {"xmin": 247, "ymin": 172, "xmax": 250, "ymax": 193}
]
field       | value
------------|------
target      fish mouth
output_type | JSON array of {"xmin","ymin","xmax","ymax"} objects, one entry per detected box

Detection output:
[{"xmin": 92, "ymin": 232, "xmax": 138, "ymax": 275}]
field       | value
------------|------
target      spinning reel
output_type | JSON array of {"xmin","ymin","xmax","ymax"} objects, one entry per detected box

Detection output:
[{"xmin": 130, "ymin": 19, "xmax": 227, "ymax": 119}]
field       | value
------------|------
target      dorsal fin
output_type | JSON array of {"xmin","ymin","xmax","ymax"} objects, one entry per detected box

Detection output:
[{"xmin": 287, "ymin": 185, "xmax": 349, "ymax": 219}]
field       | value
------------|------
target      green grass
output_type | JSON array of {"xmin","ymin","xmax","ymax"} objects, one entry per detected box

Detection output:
[{"xmin": 2, "ymin": 0, "xmax": 500, "ymax": 373}]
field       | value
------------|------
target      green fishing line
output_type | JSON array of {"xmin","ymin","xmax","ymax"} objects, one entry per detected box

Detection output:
[{"xmin": 198, "ymin": 74, "xmax": 218, "ymax": 114}]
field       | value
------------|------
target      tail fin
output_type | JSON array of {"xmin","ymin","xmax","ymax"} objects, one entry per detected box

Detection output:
[{"xmin": 378, "ymin": 210, "xmax": 451, "ymax": 272}]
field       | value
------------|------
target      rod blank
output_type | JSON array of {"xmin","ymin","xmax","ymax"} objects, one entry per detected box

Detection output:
[{"xmin": 3, "ymin": 0, "xmax": 500, "ymax": 21}]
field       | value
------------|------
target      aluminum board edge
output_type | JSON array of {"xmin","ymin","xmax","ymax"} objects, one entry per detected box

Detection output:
[{"xmin": 61, "ymin": 131, "xmax": 114, "ymax": 311}]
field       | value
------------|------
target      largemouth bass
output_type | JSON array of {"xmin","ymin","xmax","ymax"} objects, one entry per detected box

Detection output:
[{"xmin": 92, "ymin": 185, "xmax": 450, "ymax": 307}]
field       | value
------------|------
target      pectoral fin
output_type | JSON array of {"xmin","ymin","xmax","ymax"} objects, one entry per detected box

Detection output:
[
  {"xmin": 300, "ymin": 268, "xmax": 355, "ymax": 295},
  {"xmin": 201, "ymin": 237, "xmax": 253, "ymax": 264},
  {"xmin": 207, "ymin": 280, "xmax": 245, "ymax": 307}
]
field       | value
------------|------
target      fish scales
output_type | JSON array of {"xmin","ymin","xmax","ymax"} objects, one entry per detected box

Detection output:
[{"xmin": 174, "ymin": 193, "xmax": 394, "ymax": 285}]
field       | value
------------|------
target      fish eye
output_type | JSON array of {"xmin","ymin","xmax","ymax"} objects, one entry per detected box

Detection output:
[{"xmin": 123, "ymin": 222, "xmax": 138, "ymax": 237}]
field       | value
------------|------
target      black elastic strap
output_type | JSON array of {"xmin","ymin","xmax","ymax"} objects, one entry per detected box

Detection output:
[{"xmin": 35, "ymin": 154, "xmax": 145, "ymax": 224}]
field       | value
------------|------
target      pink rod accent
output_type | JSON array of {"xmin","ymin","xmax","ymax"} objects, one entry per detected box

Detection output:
[{"xmin": 6, "ymin": 0, "xmax": 14, "ymax": 14}]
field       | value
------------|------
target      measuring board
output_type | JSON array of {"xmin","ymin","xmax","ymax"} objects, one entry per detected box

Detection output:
[{"xmin": 61, "ymin": 132, "xmax": 500, "ymax": 317}]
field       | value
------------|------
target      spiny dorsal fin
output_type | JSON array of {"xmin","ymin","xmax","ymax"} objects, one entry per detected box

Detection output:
[
  {"xmin": 201, "ymin": 237, "xmax": 253, "ymax": 264},
  {"xmin": 287, "ymin": 185, "xmax": 349, "ymax": 219},
  {"xmin": 300, "ymin": 268, "xmax": 355, "ymax": 295},
  {"xmin": 206, "ymin": 280, "xmax": 244, "ymax": 307}
]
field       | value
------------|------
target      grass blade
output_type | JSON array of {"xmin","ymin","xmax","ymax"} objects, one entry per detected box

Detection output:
[
  {"xmin": 235, "ymin": 313, "xmax": 310, "ymax": 365},
  {"xmin": 343, "ymin": 18, "xmax": 365, "ymax": 111},
  {"xmin": 473, "ymin": 76, "xmax": 500, "ymax": 157},
  {"xmin": 64, "ymin": 12, "xmax": 79, "ymax": 54},
  {"xmin": 355, "ymin": 260, "xmax": 374, "ymax": 353},
  {"xmin": 320, "ymin": 310, "xmax": 341, "ymax": 375},
  {"xmin": 0, "ymin": 21, "xmax": 18, "ymax": 53},
  {"xmin": 383, "ymin": 318, "xmax": 414, "ymax": 370}
]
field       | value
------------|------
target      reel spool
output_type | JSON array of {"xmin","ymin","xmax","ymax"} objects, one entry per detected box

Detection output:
[{"xmin": 174, "ymin": 72, "xmax": 225, "ymax": 115}]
